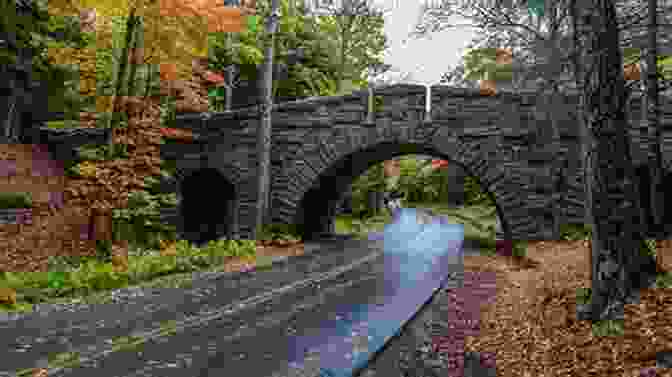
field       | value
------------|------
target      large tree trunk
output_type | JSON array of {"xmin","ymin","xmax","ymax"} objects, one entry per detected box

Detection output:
[
  {"xmin": 575, "ymin": 0, "xmax": 658, "ymax": 322},
  {"xmin": 570, "ymin": 0, "xmax": 597, "ymax": 289},
  {"xmin": 643, "ymin": 0, "xmax": 663, "ymax": 232}
]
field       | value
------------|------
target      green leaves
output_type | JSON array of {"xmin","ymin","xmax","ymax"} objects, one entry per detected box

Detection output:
[
  {"xmin": 47, "ymin": 271, "xmax": 67, "ymax": 290},
  {"xmin": 205, "ymin": 0, "xmax": 385, "ymax": 102},
  {"xmin": 464, "ymin": 175, "xmax": 494, "ymax": 207},
  {"xmin": 246, "ymin": 15, "xmax": 258, "ymax": 33},
  {"xmin": 0, "ymin": 192, "xmax": 33, "ymax": 209},
  {"xmin": 112, "ymin": 190, "xmax": 178, "ymax": 249}
]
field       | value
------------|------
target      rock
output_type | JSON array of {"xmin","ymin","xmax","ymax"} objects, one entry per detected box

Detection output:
[
  {"xmin": 657, "ymin": 350, "xmax": 672, "ymax": 369},
  {"xmin": 463, "ymin": 352, "xmax": 497, "ymax": 377}
]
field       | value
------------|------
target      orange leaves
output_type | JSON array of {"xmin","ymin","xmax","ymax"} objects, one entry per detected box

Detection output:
[
  {"xmin": 623, "ymin": 63, "xmax": 641, "ymax": 81},
  {"xmin": 159, "ymin": 127, "xmax": 195, "ymax": 141},
  {"xmin": 479, "ymin": 79, "xmax": 498, "ymax": 96},
  {"xmin": 31, "ymin": 368, "xmax": 48, "ymax": 377},
  {"xmin": 206, "ymin": 6, "xmax": 245, "ymax": 33},
  {"xmin": 160, "ymin": 62, "xmax": 179, "ymax": 82},
  {"xmin": 158, "ymin": 0, "xmax": 245, "ymax": 32},
  {"xmin": 495, "ymin": 48, "xmax": 512, "ymax": 65}
]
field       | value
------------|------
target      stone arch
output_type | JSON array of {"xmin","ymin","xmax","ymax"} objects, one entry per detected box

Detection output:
[
  {"xmin": 273, "ymin": 122, "xmax": 529, "ymax": 241},
  {"xmin": 176, "ymin": 165, "xmax": 241, "ymax": 245}
]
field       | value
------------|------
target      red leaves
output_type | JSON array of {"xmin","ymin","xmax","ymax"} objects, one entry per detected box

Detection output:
[
  {"xmin": 204, "ymin": 71, "xmax": 225, "ymax": 85},
  {"xmin": 159, "ymin": 127, "xmax": 195, "ymax": 141},
  {"xmin": 430, "ymin": 159, "xmax": 449, "ymax": 170}
]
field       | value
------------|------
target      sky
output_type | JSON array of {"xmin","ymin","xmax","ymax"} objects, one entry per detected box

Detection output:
[{"xmin": 377, "ymin": 0, "xmax": 478, "ymax": 85}]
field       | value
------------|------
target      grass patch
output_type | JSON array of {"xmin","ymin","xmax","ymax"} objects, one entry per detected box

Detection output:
[
  {"xmin": 159, "ymin": 319, "xmax": 178, "ymax": 335},
  {"xmin": 335, "ymin": 212, "xmax": 391, "ymax": 238},
  {"xmin": 253, "ymin": 254, "xmax": 276, "ymax": 270},
  {"xmin": 0, "ymin": 192, "xmax": 33, "ymax": 209},
  {"xmin": 0, "ymin": 238, "xmax": 258, "ymax": 314},
  {"xmin": 655, "ymin": 271, "xmax": 672, "ymax": 288},
  {"xmin": 335, "ymin": 202, "xmax": 501, "ymax": 256},
  {"xmin": 592, "ymin": 319, "xmax": 624, "ymax": 337},
  {"xmin": 15, "ymin": 350, "xmax": 85, "ymax": 376},
  {"xmin": 44, "ymin": 120, "xmax": 80, "ymax": 129},
  {"xmin": 48, "ymin": 350, "xmax": 81, "ymax": 366},
  {"xmin": 109, "ymin": 335, "xmax": 145, "ymax": 352},
  {"xmin": 574, "ymin": 287, "xmax": 627, "ymax": 338}
]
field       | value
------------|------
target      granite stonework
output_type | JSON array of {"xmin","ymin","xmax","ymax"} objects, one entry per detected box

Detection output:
[{"xmin": 166, "ymin": 84, "xmax": 672, "ymax": 241}]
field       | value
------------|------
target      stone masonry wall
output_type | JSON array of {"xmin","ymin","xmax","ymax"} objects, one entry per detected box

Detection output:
[{"xmin": 169, "ymin": 84, "xmax": 672, "ymax": 240}]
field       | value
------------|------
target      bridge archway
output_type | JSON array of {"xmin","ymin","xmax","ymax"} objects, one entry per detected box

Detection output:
[
  {"xmin": 179, "ymin": 167, "xmax": 237, "ymax": 246},
  {"xmin": 273, "ymin": 124, "xmax": 525, "ymax": 241}
]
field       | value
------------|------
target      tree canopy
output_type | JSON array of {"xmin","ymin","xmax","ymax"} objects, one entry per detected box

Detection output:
[{"xmin": 16, "ymin": 0, "xmax": 389, "ymax": 116}]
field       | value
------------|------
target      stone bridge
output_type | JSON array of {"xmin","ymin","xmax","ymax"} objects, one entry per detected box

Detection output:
[{"xmin": 159, "ymin": 84, "xmax": 672, "ymax": 243}]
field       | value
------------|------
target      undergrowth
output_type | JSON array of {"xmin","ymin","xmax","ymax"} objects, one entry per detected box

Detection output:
[
  {"xmin": 0, "ymin": 192, "xmax": 33, "ymax": 209},
  {"xmin": 0, "ymin": 237, "xmax": 256, "ymax": 313}
]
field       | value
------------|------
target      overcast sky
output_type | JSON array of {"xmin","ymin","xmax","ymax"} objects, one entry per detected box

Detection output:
[{"xmin": 377, "ymin": 1, "xmax": 478, "ymax": 84}]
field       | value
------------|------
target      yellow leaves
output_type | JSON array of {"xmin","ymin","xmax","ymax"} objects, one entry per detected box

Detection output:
[
  {"xmin": 76, "ymin": 162, "xmax": 99, "ymax": 178},
  {"xmin": 96, "ymin": 95, "xmax": 115, "ymax": 114},
  {"xmin": 46, "ymin": 41, "xmax": 99, "ymax": 100},
  {"xmin": 160, "ymin": 241, "xmax": 178, "ymax": 256},
  {"xmin": 0, "ymin": 286, "xmax": 17, "ymax": 306},
  {"xmin": 111, "ymin": 252, "xmax": 129, "ymax": 272}
]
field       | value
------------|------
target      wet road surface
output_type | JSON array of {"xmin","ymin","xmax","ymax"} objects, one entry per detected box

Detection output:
[{"xmin": 44, "ymin": 237, "xmax": 469, "ymax": 377}]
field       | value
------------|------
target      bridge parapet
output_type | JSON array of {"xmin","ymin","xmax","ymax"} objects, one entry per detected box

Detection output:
[
  {"xmin": 270, "ymin": 90, "xmax": 368, "ymax": 129},
  {"xmin": 371, "ymin": 84, "xmax": 426, "ymax": 123}
]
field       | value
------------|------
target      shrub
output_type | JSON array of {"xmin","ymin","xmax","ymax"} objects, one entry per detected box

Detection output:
[
  {"xmin": 0, "ymin": 192, "xmax": 33, "ymax": 209},
  {"xmin": 512, "ymin": 240, "xmax": 528, "ymax": 258},
  {"xmin": 464, "ymin": 175, "xmax": 494, "ymax": 207},
  {"xmin": 259, "ymin": 223, "xmax": 302, "ymax": 241},
  {"xmin": 94, "ymin": 239, "xmax": 114, "ymax": 263},
  {"xmin": 559, "ymin": 223, "xmax": 592, "ymax": 241},
  {"xmin": 350, "ymin": 162, "xmax": 386, "ymax": 217},
  {"xmin": 75, "ymin": 143, "xmax": 129, "ymax": 162},
  {"xmin": 576, "ymin": 287, "xmax": 592, "ymax": 304},
  {"xmin": 397, "ymin": 157, "xmax": 438, "ymax": 203},
  {"xmin": 112, "ymin": 190, "xmax": 178, "ymax": 250}
]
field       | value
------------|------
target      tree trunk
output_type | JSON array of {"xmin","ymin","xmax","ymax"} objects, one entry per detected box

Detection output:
[
  {"xmin": 143, "ymin": 63, "xmax": 154, "ymax": 99},
  {"xmin": 338, "ymin": 27, "xmax": 350, "ymax": 93},
  {"xmin": 254, "ymin": 0, "xmax": 281, "ymax": 239},
  {"xmin": 107, "ymin": 8, "xmax": 138, "ymax": 133},
  {"xmin": 571, "ymin": 0, "xmax": 599, "ymax": 295},
  {"xmin": 575, "ymin": 0, "xmax": 657, "ymax": 323},
  {"xmin": 643, "ymin": 0, "xmax": 663, "ymax": 232},
  {"xmin": 126, "ymin": 18, "xmax": 143, "ymax": 98}
]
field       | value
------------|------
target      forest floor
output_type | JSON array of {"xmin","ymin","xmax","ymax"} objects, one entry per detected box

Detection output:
[
  {"xmin": 461, "ymin": 239, "xmax": 672, "ymax": 377},
  {"xmin": 335, "ymin": 205, "xmax": 672, "ymax": 376}
]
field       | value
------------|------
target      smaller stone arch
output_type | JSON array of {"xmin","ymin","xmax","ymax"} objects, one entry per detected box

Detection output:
[{"xmin": 176, "ymin": 165, "xmax": 241, "ymax": 245}]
